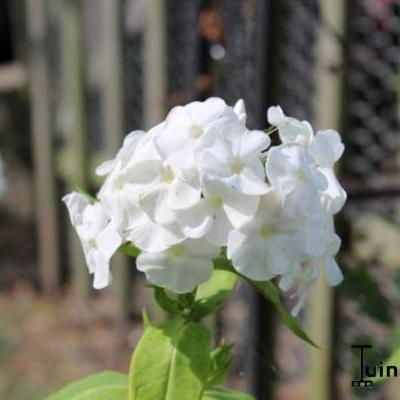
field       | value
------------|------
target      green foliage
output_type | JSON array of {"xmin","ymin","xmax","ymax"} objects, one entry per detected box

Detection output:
[
  {"xmin": 251, "ymin": 280, "xmax": 318, "ymax": 348},
  {"xmin": 215, "ymin": 257, "xmax": 317, "ymax": 348},
  {"xmin": 203, "ymin": 387, "xmax": 255, "ymax": 399},
  {"xmin": 73, "ymin": 185, "xmax": 97, "ymax": 203},
  {"xmin": 153, "ymin": 288, "xmax": 181, "ymax": 316},
  {"xmin": 192, "ymin": 269, "xmax": 238, "ymax": 319},
  {"xmin": 46, "ymin": 371, "xmax": 128, "ymax": 400},
  {"xmin": 339, "ymin": 266, "xmax": 392, "ymax": 324},
  {"xmin": 129, "ymin": 319, "xmax": 211, "ymax": 400},
  {"xmin": 152, "ymin": 269, "xmax": 238, "ymax": 321},
  {"xmin": 207, "ymin": 343, "xmax": 233, "ymax": 388},
  {"xmin": 119, "ymin": 243, "xmax": 141, "ymax": 258}
]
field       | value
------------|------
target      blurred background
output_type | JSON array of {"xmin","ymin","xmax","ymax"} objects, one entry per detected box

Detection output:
[{"xmin": 0, "ymin": 0, "xmax": 400, "ymax": 399}]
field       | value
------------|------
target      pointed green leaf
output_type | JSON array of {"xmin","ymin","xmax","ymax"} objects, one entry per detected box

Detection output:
[
  {"xmin": 203, "ymin": 387, "xmax": 255, "ymax": 400},
  {"xmin": 213, "ymin": 258, "xmax": 318, "ymax": 348},
  {"xmin": 68, "ymin": 386, "xmax": 127, "ymax": 400},
  {"xmin": 207, "ymin": 343, "xmax": 233, "ymax": 388},
  {"xmin": 142, "ymin": 309, "xmax": 152, "ymax": 330},
  {"xmin": 47, "ymin": 371, "xmax": 128, "ymax": 400},
  {"xmin": 153, "ymin": 287, "xmax": 181, "ymax": 316},
  {"xmin": 119, "ymin": 242, "xmax": 141, "ymax": 257},
  {"xmin": 251, "ymin": 280, "xmax": 319, "ymax": 348},
  {"xmin": 74, "ymin": 185, "xmax": 97, "ymax": 203},
  {"xmin": 195, "ymin": 268, "xmax": 238, "ymax": 304},
  {"xmin": 129, "ymin": 320, "xmax": 211, "ymax": 400},
  {"xmin": 192, "ymin": 268, "xmax": 238, "ymax": 318}
]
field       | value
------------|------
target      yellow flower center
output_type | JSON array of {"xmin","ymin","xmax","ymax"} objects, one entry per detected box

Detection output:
[
  {"xmin": 210, "ymin": 196, "xmax": 223, "ymax": 209},
  {"xmin": 88, "ymin": 239, "xmax": 97, "ymax": 249},
  {"xmin": 297, "ymin": 170, "xmax": 307, "ymax": 182},
  {"xmin": 190, "ymin": 124, "xmax": 204, "ymax": 140},
  {"xmin": 168, "ymin": 244, "xmax": 185, "ymax": 258},
  {"xmin": 259, "ymin": 224, "xmax": 276, "ymax": 238},
  {"xmin": 162, "ymin": 166, "xmax": 175, "ymax": 184},
  {"xmin": 113, "ymin": 175, "xmax": 125, "ymax": 190},
  {"xmin": 230, "ymin": 160, "xmax": 243, "ymax": 174}
]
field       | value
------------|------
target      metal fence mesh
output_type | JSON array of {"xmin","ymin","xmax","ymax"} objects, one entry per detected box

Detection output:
[
  {"xmin": 166, "ymin": 0, "xmax": 200, "ymax": 106},
  {"xmin": 276, "ymin": 0, "xmax": 319, "ymax": 122},
  {"xmin": 343, "ymin": 0, "xmax": 400, "ymax": 180}
]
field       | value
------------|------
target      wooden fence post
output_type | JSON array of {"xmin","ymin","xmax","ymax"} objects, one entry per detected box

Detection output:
[
  {"xmin": 100, "ymin": 0, "xmax": 130, "ymax": 326},
  {"xmin": 307, "ymin": 0, "xmax": 345, "ymax": 399},
  {"xmin": 27, "ymin": 0, "xmax": 60, "ymax": 295},
  {"xmin": 143, "ymin": 0, "xmax": 166, "ymax": 128},
  {"xmin": 61, "ymin": 0, "xmax": 90, "ymax": 303}
]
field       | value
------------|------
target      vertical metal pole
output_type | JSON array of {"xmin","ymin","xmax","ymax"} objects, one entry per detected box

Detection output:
[
  {"xmin": 61, "ymin": 0, "xmax": 90, "ymax": 303},
  {"xmin": 101, "ymin": 0, "xmax": 130, "ymax": 326},
  {"xmin": 27, "ymin": 0, "xmax": 60, "ymax": 295},
  {"xmin": 253, "ymin": 0, "xmax": 279, "ymax": 397},
  {"xmin": 308, "ymin": 0, "xmax": 345, "ymax": 399}
]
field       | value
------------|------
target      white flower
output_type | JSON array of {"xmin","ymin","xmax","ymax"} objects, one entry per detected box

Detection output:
[
  {"xmin": 266, "ymin": 143, "xmax": 327, "ymax": 217},
  {"xmin": 233, "ymin": 98, "xmax": 246, "ymax": 125},
  {"xmin": 279, "ymin": 262, "xmax": 319, "ymax": 316},
  {"xmin": 136, "ymin": 238, "xmax": 220, "ymax": 293},
  {"xmin": 200, "ymin": 127, "xmax": 270, "ymax": 195},
  {"xmin": 95, "ymin": 130, "xmax": 145, "ymax": 177},
  {"xmin": 308, "ymin": 129, "xmax": 346, "ymax": 214},
  {"xmin": 129, "ymin": 158, "xmax": 201, "ymax": 224},
  {"xmin": 308, "ymin": 129, "xmax": 344, "ymax": 168},
  {"xmin": 267, "ymin": 105, "xmax": 313, "ymax": 145},
  {"xmin": 227, "ymin": 190, "xmax": 302, "ymax": 281},
  {"xmin": 154, "ymin": 97, "xmax": 235, "ymax": 171},
  {"xmin": 63, "ymin": 192, "xmax": 122, "ymax": 289},
  {"xmin": 62, "ymin": 98, "xmax": 346, "ymax": 299},
  {"xmin": 280, "ymin": 217, "xmax": 343, "ymax": 315},
  {"xmin": 319, "ymin": 167, "xmax": 347, "ymax": 214},
  {"xmin": 267, "ymin": 106, "xmax": 346, "ymax": 216},
  {"xmin": 124, "ymin": 204, "xmax": 184, "ymax": 253},
  {"xmin": 176, "ymin": 176, "xmax": 259, "ymax": 246},
  {"xmin": 96, "ymin": 131, "xmax": 145, "ymax": 230}
]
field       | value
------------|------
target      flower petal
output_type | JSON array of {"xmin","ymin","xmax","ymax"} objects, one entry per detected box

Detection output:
[
  {"xmin": 176, "ymin": 199, "xmax": 213, "ymax": 238},
  {"xmin": 167, "ymin": 179, "xmax": 201, "ymax": 210},
  {"xmin": 63, "ymin": 192, "xmax": 90, "ymax": 227},
  {"xmin": 125, "ymin": 207, "xmax": 183, "ymax": 252},
  {"xmin": 324, "ymin": 258, "xmax": 343, "ymax": 286},
  {"xmin": 206, "ymin": 209, "xmax": 233, "ymax": 246},
  {"xmin": 309, "ymin": 129, "xmax": 344, "ymax": 167}
]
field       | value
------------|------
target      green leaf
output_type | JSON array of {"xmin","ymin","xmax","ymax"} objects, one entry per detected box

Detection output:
[
  {"xmin": 74, "ymin": 185, "xmax": 97, "ymax": 203},
  {"xmin": 119, "ymin": 242, "xmax": 141, "ymax": 258},
  {"xmin": 203, "ymin": 387, "xmax": 255, "ymax": 400},
  {"xmin": 339, "ymin": 266, "xmax": 392, "ymax": 324},
  {"xmin": 192, "ymin": 268, "xmax": 238, "ymax": 318},
  {"xmin": 129, "ymin": 319, "xmax": 211, "ymax": 400},
  {"xmin": 207, "ymin": 343, "xmax": 233, "ymax": 388},
  {"xmin": 47, "ymin": 371, "xmax": 128, "ymax": 400},
  {"xmin": 153, "ymin": 287, "xmax": 181, "ymax": 316},
  {"xmin": 67, "ymin": 386, "xmax": 128, "ymax": 400},
  {"xmin": 214, "ymin": 257, "xmax": 318, "ymax": 348},
  {"xmin": 251, "ymin": 280, "xmax": 318, "ymax": 348}
]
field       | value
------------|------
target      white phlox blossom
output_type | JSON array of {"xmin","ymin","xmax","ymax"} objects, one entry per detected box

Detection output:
[
  {"xmin": 227, "ymin": 190, "xmax": 302, "ymax": 281},
  {"xmin": 63, "ymin": 192, "xmax": 122, "ymax": 289},
  {"xmin": 137, "ymin": 238, "xmax": 220, "ymax": 293},
  {"xmin": 63, "ymin": 98, "xmax": 346, "ymax": 315}
]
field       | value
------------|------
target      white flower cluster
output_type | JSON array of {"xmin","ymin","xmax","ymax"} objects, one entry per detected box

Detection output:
[{"xmin": 63, "ymin": 98, "xmax": 346, "ymax": 314}]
